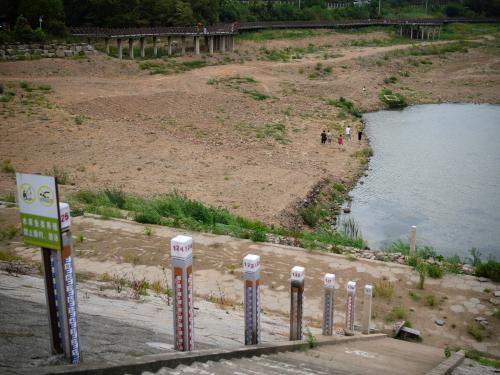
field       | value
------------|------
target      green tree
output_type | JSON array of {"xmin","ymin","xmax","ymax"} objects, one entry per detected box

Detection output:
[{"xmin": 18, "ymin": 0, "xmax": 65, "ymax": 32}]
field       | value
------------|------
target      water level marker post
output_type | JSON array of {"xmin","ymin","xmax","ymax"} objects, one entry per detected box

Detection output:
[
  {"xmin": 171, "ymin": 235, "xmax": 194, "ymax": 351},
  {"xmin": 16, "ymin": 173, "xmax": 81, "ymax": 363},
  {"xmin": 243, "ymin": 254, "xmax": 261, "ymax": 345},
  {"xmin": 290, "ymin": 266, "xmax": 305, "ymax": 341},
  {"xmin": 409, "ymin": 226, "xmax": 417, "ymax": 254},
  {"xmin": 345, "ymin": 281, "xmax": 356, "ymax": 336},
  {"xmin": 322, "ymin": 273, "xmax": 335, "ymax": 336},
  {"xmin": 363, "ymin": 284, "xmax": 373, "ymax": 335}
]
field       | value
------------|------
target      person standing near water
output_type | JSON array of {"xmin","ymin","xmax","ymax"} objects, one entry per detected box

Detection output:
[
  {"xmin": 327, "ymin": 130, "xmax": 332, "ymax": 144},
  {"xmin": 358, "ymin": 130, "xmax": 363, "ymax": 143},
  {"xmin": 321, "ymin": 130, "xmax": 327, "ymax": 144},
  {"xmin": 346, "ymin": 126, "xmax": 351, "ymax": 141}
]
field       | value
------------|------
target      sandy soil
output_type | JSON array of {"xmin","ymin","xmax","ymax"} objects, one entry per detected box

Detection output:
[
  {"xmin": 1, "ymin": 207, "xmax": 499, "ymax": 357},
  {"xmin": 1, "ymin": 30, "xmax": 499, "ymax": 226}
]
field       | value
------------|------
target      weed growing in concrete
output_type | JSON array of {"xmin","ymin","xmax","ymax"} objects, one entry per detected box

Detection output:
[
  {"xmin": 465, "ymin": 349, "xmax": 500, "ymax": 368},
  {"xmin": 306, "ymin": 328, "xmax": 318, "ymax": 349},
  {"xmin": 74, "ymin": 115, "xmax": 84, "ymax": 125}
]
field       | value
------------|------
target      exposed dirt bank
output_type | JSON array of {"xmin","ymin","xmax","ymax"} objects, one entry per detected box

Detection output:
[{"xmin": 1, "ymin": 31, "xmax": 499, "ymax": 227}]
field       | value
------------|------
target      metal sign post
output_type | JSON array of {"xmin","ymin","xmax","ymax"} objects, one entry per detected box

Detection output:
[
  {"xmin": 243, "ymin": 254, "xmax": 261, "ymax": 345},
  {"xmin": 363, "ymin": 284, "xmax": 373, "ymax": 335},
  {"xmin": 16, "ymin": 174, "xmax": 81, "ymax": 363},
  {"xmin": 345, "ymin": 281, "xmax": 356, "ymax": 336},
  {"xmin": 171, "ymin": 235, "xmax": 194, "ymax": 351},
  {"xmin": 290, "ymin": 266, "xmax": 305, "ymax": 341},
  {"xmin": 322, "ymin": 273, "xmax": 335, "ymax": 336}
]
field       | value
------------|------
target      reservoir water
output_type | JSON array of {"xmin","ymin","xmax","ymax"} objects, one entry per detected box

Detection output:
[{"xmin": 344, "ymin": 103, "xmax": 500, "ymax": 259}]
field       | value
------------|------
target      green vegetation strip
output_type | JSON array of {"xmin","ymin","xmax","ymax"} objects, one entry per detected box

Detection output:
[{"xmin": 67, "ymin": 190, "xmax": 363, "ymax": 249}]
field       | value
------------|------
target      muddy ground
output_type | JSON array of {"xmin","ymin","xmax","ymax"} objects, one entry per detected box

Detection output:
[{"xmin": 1, "ymin": 29, "xmax": 499, "ymax": 226}]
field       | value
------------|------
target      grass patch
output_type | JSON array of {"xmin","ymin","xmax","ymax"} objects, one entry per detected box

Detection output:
[
  {"xmin": 209, "ymin": 75, "xmax": 270, "ymax": 101},
  {"xmin": 409, "ymin": 290, "xmax": 421, "ymax": 302},
  {"xmin": 374, "ymin": 280, "xmax": 394, "ymax": 300},
  {"xmin": 379, "ymin": 89, "xmax": 408, "ymax": 109},
  {"xmin": 465, "ymin": 350, "xmax": 500, "ymax": 368},
  {"xmin": 467, "ymin": 323, "xmax": 489, "ymax": 342},
  {"xmin": 256, "ymin": 123, "xmax": 289, "ymax": 144},
  {"xmin": 385, "ymin": 305, "xmax": 407, "ymax": 322},
  {"xmin": 1, "ymin": 160, "xmax": 15, "ymax": 174},
  {"xmin": 46, "ymin": 166, "xmax": 70, "ymax": 185},
  {"xmin": 238, "ymin": 29, "xmax": 325, "ymax": 42},
  {"xmin": 327, "ymin": 97, "xmax": 361, "ymax": 118},
  {"xmin": 0, "ymin": 249, "xmax": 21, "ymax": 261},
  {"xmin": 19, "ymin": 81, "xmax": 33, "ymax": 92},
  {"xmin": 475, "ymin": 260, "xmax": 500, "ymax": 282},
  {"xmin": 259, "ymin": 44, "xmax": 321, "ymax": 62},
  {"xmin": 139, "ymin": 59, "xmax": 208, "ymax": 75},
  {"xmin": 68, "ymin": 190, "xmax": 365, "ymax": 251}
]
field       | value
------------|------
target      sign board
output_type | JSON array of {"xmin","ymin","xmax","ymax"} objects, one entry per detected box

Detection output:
[{"xmin": 16, "ymin": 173, "xmax": 61, "ymax": 250}]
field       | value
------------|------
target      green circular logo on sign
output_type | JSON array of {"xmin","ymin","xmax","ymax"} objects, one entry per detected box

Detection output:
[
  {"xmin": 20, "ymin": 183, "xmax": 35, "ymax": 205},
  {"xmin": 38, "ymin": 185, "xmax": 55, "ymax": 207}
]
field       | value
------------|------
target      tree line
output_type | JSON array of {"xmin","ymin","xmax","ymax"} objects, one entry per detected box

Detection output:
[{"xmin": 1, "ymin": 0, "xmax": 499, "ymax": 37}]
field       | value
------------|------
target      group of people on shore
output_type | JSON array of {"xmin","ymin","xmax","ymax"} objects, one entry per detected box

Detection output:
[{"xmin": 321, "ymin": 126, "xmax": 362, "ymax": 147}]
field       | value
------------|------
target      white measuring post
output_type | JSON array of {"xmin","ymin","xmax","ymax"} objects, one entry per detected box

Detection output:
[
  {"xmin": 363, "ymin": 284, "xmax": 373, "ymax": 335},
  {"xmin": 409, "ymin": 226, "xmax": 417, "ymax": 254},
  {"xmin": 290, "ymin": 266, "xmax": 305, "ymax": 341},
  {"xmin": 345, "ymin": 281, "xmax": 356, "ymax": 336},
  {"xmin": 243, "ymin": 254, "xmax": 261, "ymax": 345},
  {"xmin": 16, "ymin": 174, "xmax": 81, "ymax": 364},
  {"xmin": 322, "ymin": 273, "xmax": 335, "ymax": 336},
  {"xmin": 171, "ymin": 235, "xmax": 194, "ymax": 351}
]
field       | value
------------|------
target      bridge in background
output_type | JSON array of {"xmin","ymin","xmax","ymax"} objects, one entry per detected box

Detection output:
[{"xmin": 69, "ymin": 18, "xmax": 500, "ymax": 59}]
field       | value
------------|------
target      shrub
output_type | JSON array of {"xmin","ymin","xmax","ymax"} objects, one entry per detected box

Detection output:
[
  {"xmin": 20, "ymin": 81, "xmax": 33, "ymax": 92},
  {"xmin": 475, "ymin": 260, "xmax": 500, "ymax": 282},
  {"xmin": 427, "ymin": 263, "xmax": 444, "ymax": 279},
  {"xmin": 250, "ymin": 228, "xmax": 266, "ymax": 242},
  {"xmin": 13, "ymin": 16, "xmax": 46, "ymax": 42},
  {"xmin": 379, "ymin": 89, "xmax": 408, "ymax": 109},
  {"xmin": 328, "ymin": 97, "xmax": 361, "ymax": 118},
  {"xmin": 300, "ymin": 203, "xmax": 320, "ymax": 227},
  {"xmin": 416, "ymin": 262, "xmax": 427, "ymax": 289},
  {"xmin": 1, "ymin": 160, "xmax": 15, "ymax": 174},
  {"xmin": 0, "ymin": 83, "xmax": 3, "ymax": 94},
  {"xmin": 467, "ymin": 323, "xmax": 485, "ymax": 342}
]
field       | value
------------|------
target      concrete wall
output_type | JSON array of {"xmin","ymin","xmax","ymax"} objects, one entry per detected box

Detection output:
[{"xmin": 0, "ymin": 43, "xmax": 96, "ymax": 61}]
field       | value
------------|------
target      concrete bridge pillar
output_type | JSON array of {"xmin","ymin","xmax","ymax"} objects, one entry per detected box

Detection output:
[
  {"xmin": 181, "ymin": 36, "xmax": 186, "ymax": 55},
  {"xmin": 399, "ymin": 26, "xmax": 403, "ymax": 37},
  {"xmin": 128, "ymin": 38, "xmax": 134, "ymax": 59},
  {"xmin": 209, "ymin": 36, "xmax": 214, "ymax": 55},
  {"xmin": 117, "ymin": 38, "xmax": 123, "ymax": 60},
  {"xmin": 220, "ymin": 35, "xmax": 226, "ymax": 53},
  {"xmin": 168, "ymin": 36, "xmax": 173, "ymax": 56},
  {"xmin": 105, "ymin": 38, "xmax": 110, "ymax": 55},
  {"xmin": 410, "ymin": 26, "xmax": 414, "ymax": 39},
  {"xmin": 228, "ymin": 36, "xmax": 234, "ymax": 52},
  {"xmin": 153, "ymin": 36, "xmax": 158, "ymax": 57},
  {"xmin": 140, "ymin": 37, "xmax": 145, "ymax": 58},
  {"xmin": 194, "ymin": 36, "xmax": 200, "ymax": 55}
]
